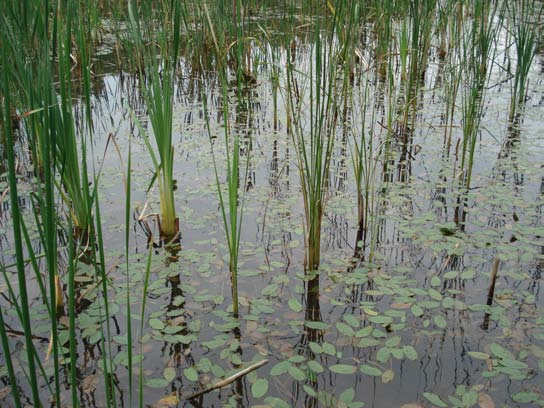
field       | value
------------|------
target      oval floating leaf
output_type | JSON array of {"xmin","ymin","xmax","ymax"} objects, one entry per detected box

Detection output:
[
  {"xmin": 307, "ymin": 360, "xmax": 324, "ymax": 373},
  {"xmin": 434, "ymin": 315, "xmax": 447, "ymax": 329},
  {"xmin": 288, "ymin": 366, "xmax": 306, "ymax": 381},
  {"xmin": 344, "ymin": 314, "xmax": 360, "ymax": 328},
  {"xmin": 149, "ymin": 318, "xmax": 165, "ymax": 331},
  {"xmin": 360, "ymin": 364, "xmax": 381, "ymax": 376},
  {"xmin": 376, "ymin": 347, "xmax": 391, "ymax": 363},
  {"xmin": 288, "ymin": 298, "xmax": 303, "ymax": 313},
  {"xmin": 163, "ymin": 367, "xmax": 176, "ymax": 382},
  {"xmin": 423, "ymin": 392, "xmax": 448, "ymax": 407},
  {"xmin": 184, "ymin": 367, "xmax": 198, "ymax": 382},
  {"xmin": 468, "ymin": 351, "xmax": 490, "ymax": 360},
  {"xmin": 339, "ymin": 388, "xmax": 355, "ymax": 402},
  {"xmin": 251, "ymin": 378, "xmax": 268, "ymax": 399},
  {"xmin": 403, "ymin": 345, "xmax": 418, "ymax": 360},
  {"xmin": 512, "ymin": 391, "xmax": 538, "ymax": 403},
  {"xmin": 411, "ymin": 304, "xmax": 424, "ymax": 317},
  {"xmin": 336, "ymin": 322, "xmax": 355, "ymax": 337},
  {"xmin": 330, "ymin": 364, "xmax": 357, "ymax": 374},
  {"xmin": 489, "ymin": 343, "xmax": 514, "ymax": 360},
  {"xmin": 145, "ymin": 378, "xmax": 170, "ymax": 388}
]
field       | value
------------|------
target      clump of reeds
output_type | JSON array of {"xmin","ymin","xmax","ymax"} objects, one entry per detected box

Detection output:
[
  {"xmin": 284, "ymin": 15, "xmax": 344, "ymax": 271},
  {"xmin": 508, "ymin": 0, "xmax": 540, "ymax": 121},
  {"xmin": 128, "ymin": 0, "xmax": 181, "ymax": 241},
  {"xmin": 459, "ymin": 0, "xmax": 500, "ymax": 192}
]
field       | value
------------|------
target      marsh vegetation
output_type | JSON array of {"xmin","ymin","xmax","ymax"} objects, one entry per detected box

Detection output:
[{"xmin": 0, "ymin": 0, "xmax": 543, "ymax": 407}]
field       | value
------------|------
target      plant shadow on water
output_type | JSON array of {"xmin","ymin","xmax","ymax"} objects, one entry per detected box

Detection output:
[{"xmin": 0, "ymin": 1, "xmax": 544, "ymax": 407}]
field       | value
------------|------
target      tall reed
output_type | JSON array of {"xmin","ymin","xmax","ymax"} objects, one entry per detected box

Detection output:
[
  {"xmin": 202, "ymin": 4, "xmax": 251, "ymax": 317},
  {"xmin": 56, "ymin": 1, "xmax": 95, "ymax": 243}
]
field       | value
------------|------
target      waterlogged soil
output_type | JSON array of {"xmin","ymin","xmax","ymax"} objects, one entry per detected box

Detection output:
[{"xmin": 1, "ymin": 21, "xmax": 544, "ymax": 408}]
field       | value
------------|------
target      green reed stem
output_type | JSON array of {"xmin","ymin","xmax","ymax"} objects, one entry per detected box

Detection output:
[{"xmin": 1, "ymin": 36, "xmax": 41, "ymax": 408}]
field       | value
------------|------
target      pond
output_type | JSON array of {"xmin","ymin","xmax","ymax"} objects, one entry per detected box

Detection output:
[{"xmin": 0, "ymin": 1, "xmax": 543, "ymax": 407}]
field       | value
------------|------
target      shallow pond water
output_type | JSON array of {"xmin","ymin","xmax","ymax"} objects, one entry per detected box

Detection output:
[{"xmin": 1, "ymin": 3, "xmax": 544, "ymax": 408}]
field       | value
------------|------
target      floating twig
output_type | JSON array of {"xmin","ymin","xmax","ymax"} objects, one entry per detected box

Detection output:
[{"xmin": 186, "ymin": 359, "xmax": 268, "ymax": 401}]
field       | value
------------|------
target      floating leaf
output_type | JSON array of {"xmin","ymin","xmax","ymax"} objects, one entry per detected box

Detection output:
[
  {"xmin": 330, "ymin": 364, "xmax": 357, "ymax": 374},
  {"xmin": 499, "ymin": 359, "xmax": 528, "ymax": 370},
  {"xmin": 423, "ymin": 392, "xmax": 448, "ymax": 407},
  {"xmin": 303, "ymin": 384, "xmax": 317, "ymax": 397},
  {"xmin": 307, "ymin": 360, "xmax": 324, "ymax": 373},
  {"xmin": 358, "ymin": 338, "xmax": 380, "ymax": 348},
  {"xmin": 251, "ymin": 378, "xmax": 268, "ymax": 398},
  {"xmin": 309, "ymin": 342, "xmax": 323, "ymax": 355},
  {"xmin": 305, "ymin": 321, "xmax": 329, "ymax": 330},
  {"xmin": 411, "ymin": 304, "xmax": 424, "ymax": 317},
  {"xmin": 238, "ymin": 269, "xmax": 261, "ymax": 277},
  {"xmin": 381, "ymin": 369, "xmax": 394, "ymax": 383},
  {"xmin": 512, "ymin": 391, "xmax": 538, "ymax": 403},
  {"xmin": 154, "ymin": 393, "xmax": 179, "ymax": 407},
  {"xmin": 403, "ymin": 345, "xmax": 418, "ymax": 360},
  {"xmin": 428, "ymin": 289, "xmax": 443, "ymax": 301},
  {"xmin": 322, "ymin": 343, "xmax": 336, "ymax": 356},
  {"xmin": 443, "ymin": 271, "xmax": 458, "ymax": 279},
  {"xmin": 339, "ymin": 388, "xmax": 355, "ymax": 402},
  {"xmin": 145, "ymin": 378, "xmax": 170, "ymax": 388},
  {"xmin": 468, "ymin": 351, "xmax": 490, "ymax": 360},
  {"xmin": 376, "ymin": 347, "xmax": 390, "ymax": 363},
  {"xmin": 288, "ymin": 298, "xmax": 303, "ymax": 313},
  {"xmin": 336, "ymin": 322, "xmax": 355, "ymax": 337},
  {"xmin": 461, "ymin": 269, "xmax": 476, "ymax": 280},
  {"xmin": 489, "ymin": 343, "xmax": 514, "ymax": 360},
  {"xmin": 360, "ymin": 364, "xmax": 381, "ymax": 376},
  {"xmin": 434, "ymin": 315, "xmax": 447, "ymax": 329},
  {"xmin": 270, "ymin": 361, "xmax": 290, "ymax": 376},
  {"xmin": 368, "ymin": 316, "xmax": 393, "ymax": 325},
  {"xmin": 391, "ymin": 348, "xmax": 404, "ymax": 359},
  {"xmin": 163, "ymin": 367, "xmax": 176, "ymax": 382},
  {"xmin": 149, "ymin": 318, "xmax": 165, "ymax": 331},
  {"xmin": 344, "ymin": 314, "xmax": 360, "ymax": 328},
  {"xmin": 355, "ymin": 326, "xmax": 373, "ymax": 338},
  {"xmin": 462, "ymin": 390, "xmax": 478, "ymax": 406},
  {"xmin": 288, "ymin": 366, "xmax": 306, "ymax": 381},
  {"xmin": 183, "ymin": 367, "xmax": 198, "ymax": 382},
  {"xmin": 430, "ymin": 276, "xmax": 441, "ymax": 287},
  {"xmin": 385, "ymin": 336, "xmax": 401, "ymax": 348}
]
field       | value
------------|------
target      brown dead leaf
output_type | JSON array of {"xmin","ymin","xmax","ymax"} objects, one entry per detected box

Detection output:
[
  {"xmin": 153, "ymin": 392, "xmax": 179, "ymax": 408},
  {"xmin": 478, "ymin": 393, "xmax": 495, "ymax": 408},
  {"xmin": 400, "ymin": 404, "xmax": 424, "ymax": 408},
  {"xmin": 81, "ymin": 374, "xmax": 98, "ymax": 393}
]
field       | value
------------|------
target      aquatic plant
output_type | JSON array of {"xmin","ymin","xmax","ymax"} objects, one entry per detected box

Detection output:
[
  {"xmin": 459, "ymin": 0, "xmax": 500, "ymax": 192},
  {"xmin": 285, "ymin": 16, "xmax": 343, "ymax": 271},
  {"xmin": 202, "ymin": 4, "xmax": 251, "ymax": 317},
  {"xmin": 128, "ymin": 0, "xmax": 181, "ymax": 241},
  {"xmin": 508, "ymin": 0, "xmax": 540, "ymax": 121}
]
